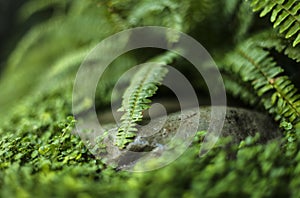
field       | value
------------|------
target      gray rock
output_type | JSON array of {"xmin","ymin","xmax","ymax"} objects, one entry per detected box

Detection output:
[{"xmin": 97, "ymin": 106, "xmax": 280, "ymax": 169}]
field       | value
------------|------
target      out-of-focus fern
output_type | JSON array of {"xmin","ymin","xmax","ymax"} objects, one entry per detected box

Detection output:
[
  {"xmin": 251, "ymin": 0, "xmax": 300, "ymax": 46},
  {"xmin": 221, "ymin": 73, "xmax": 259, "ymax": 105},
  {"xmin": 235, "ymin": 0, "xmax": 255, "ymax": 42},
  {"xmin": 7, "ymin": 17, "xmax": 62, "ymax": 70},
  {"xmin": 0, "ymin": 0, "xmax": 117, "ymax": 118},
  {"xmin": 18, "ymin": 0, "xmax": 68, "ymax": 21},
  {"xmin": 127, "ymin": 0, "xmax": 185, "ymax": 43},
  {"xmin": 107, "ymin": 0, "xmax": 212, "ymax": 43}
]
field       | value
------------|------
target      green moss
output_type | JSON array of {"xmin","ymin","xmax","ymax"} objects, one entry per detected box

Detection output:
[{"xmin": 1, "ymin": 105, "xmax": 299, "ymax": 197}]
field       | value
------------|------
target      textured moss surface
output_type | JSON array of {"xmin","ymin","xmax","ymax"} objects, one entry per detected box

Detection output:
[{"xmin": 0, "ymin": 77, "xmax": 299, "ymax": 197}]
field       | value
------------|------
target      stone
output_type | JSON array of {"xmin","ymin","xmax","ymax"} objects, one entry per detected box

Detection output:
[{"xmin": 97, "ymin": 106, "xmax": 280, "ymax": 169}]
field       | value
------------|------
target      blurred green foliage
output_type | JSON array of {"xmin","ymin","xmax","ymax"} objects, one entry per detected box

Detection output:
[{"xmin": 0, "ymin": 0, "xmax": 300, "ymax": 197}]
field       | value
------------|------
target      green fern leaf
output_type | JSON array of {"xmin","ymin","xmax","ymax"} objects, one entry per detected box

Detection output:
[
  {"xmin": 271, "ymin": 76, "xmax": 300, "ymax": 122},
  {"xmin": 222, "ymin": 73, "xmax": 259, "ymax": 105},
  {"xmin": 223, "ymin": 37, "xmax": 300, "ymax": 134},
  {"xmin": 251, "ymin": 0, "xmax": 300, "ymax": 47},
  {"xmin": 115, "ymin": 52, "xmax": 176, "ymax": 148},
  {"xmin": 250, "ymin": 30, "xmax": 300, "ymax": 62},
  {"xmin": 19, "ymin": 0, "xmax": 68, "ymax": 21},
  {"xmin": 284, "ymin": 45, "xmax": 300, "ymax": 62},
  {"xmin": 7, "ymin": 18, "xmax": 62, "ymax": 70}
]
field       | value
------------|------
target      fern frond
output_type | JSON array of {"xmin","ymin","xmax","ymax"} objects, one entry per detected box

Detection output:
[
  {"xmin": 223, "ymin": 38, "xmax": 300, "ymax": 132},
  {"xmin": 116, "ymin": 65, "xmax": 168, "ymax": 148},
  {"xmin": 250, "ymin": 30, "xmax": 300, "ymax": 62},
  {"xmin": 115, "ymin": 52, "xmax": 176, "ymax": 148},
  {"xmin": 270, "ymin": 76, "xmax": 300, "ymax": 122},
  {"xmin": 235, "ymin": 0, "xmax": 254, "ymax": 42},
  {"xmin": 127, "ymin": 0, "xmax": 185, "ymax": 43},
  {"xmin": 188, "ymin": 0, "xmax": 213, "ymax": 17},
  {"xmin": 19, "ymin": 0, "xmax": 68, "ymax": 21},
  {"xmin": 46, "ymin": 47, "xmax": 91, "ymax": 80},
  {"xmin": 250, "ymin": 0, "xmax": 300, "ymax": 47},
  {"xmin": 7, "ymin": 17, "xmax": 62, "ymax": 70},
  {"xmin": 284, "ymin": 45, "xmax": 300, "ymax": 62},
  {"xmin": 222, "ymin": 73, "xmax": 259, "ymax": 106},
  {"xmin": 223, "ymin": 0, "xmax": 240, "ymax": 15},
  {"xmin": 8, "ymin": 1, "xmax": 115, "ymax": 71}
]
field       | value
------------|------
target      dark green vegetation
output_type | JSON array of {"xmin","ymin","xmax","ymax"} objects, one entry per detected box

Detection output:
[{"xmin": 0, "ymin": 0, "xmax": 300, "ymax": 197}]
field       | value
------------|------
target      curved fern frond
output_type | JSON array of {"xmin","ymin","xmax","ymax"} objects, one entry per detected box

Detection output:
[
  {"xmin": 250, "ymin": 0, "xmax": 300, "ymax": 47},
  {"xmin": 251, "ymin": 30, "xmax": 300, "ymax": 62},
  {"xmin": 235, "ymin": 0, "xmax": 254, "ymax": 42},
  {"xmin": 19, "ymin": 0, "xmax": 68, "ymax": 21},
  {"xmin": 115, "ymin": 52, "xmax": 177, "ymax": 148},
  {"xmin": 127, "ymin": 0, "xmax": 185, "ymax": 43},
  {"xmin": 284, "ymin": 45, "xmax": 300, "ymax": 62},
  {"xmin": 46, "ymin": 47, "xmax": 91, "ymax": 80},
  {"xmin": 223, "ymin": 38, "xmax": 300, "ymax": 133},
  {"xmin": 7, "ymin": 17, "xmax": 63, "ymax": 70},
  {"xmin": 222, "ymin": 73, "xmax": 259, "ymax": 106},
  {"xmin": 271, "ymin": 76, "xmax": 300, "ymax": 122}
]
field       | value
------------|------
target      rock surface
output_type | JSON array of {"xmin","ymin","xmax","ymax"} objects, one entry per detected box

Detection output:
[{"xmin": 97, "ymin": 106, "xmax": 280, "ymax": 169}]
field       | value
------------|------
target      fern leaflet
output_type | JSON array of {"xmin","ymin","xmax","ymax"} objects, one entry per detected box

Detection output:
[
  {"xmin": 115, "ymin": 52, "xmax": 176, "ymax": 148},
  {"xmin": 251, "ymin": 0, "xmax": 300, "ymax": 46},
  {"xmin": 223, "ymin": 38, "xmax": 300, "ymax": 133}
]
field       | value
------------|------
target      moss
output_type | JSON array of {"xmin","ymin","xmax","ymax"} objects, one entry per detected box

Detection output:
[
  {"xmin": 1, "ymin": 105, "xmax": 299, "ymax": 197},
  {"xmin": 0, "ymin": 83, "xmax": 298, "ymax": 197}
]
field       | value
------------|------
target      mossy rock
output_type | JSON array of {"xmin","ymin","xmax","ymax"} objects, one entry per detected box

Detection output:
[{"xmin": 99, "ymin": 106, "xmax": 280, "ymax": 169}]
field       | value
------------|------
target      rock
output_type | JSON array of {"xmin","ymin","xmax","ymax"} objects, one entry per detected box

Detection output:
[{"xmin": 97, "ymin": 106, "xmax": 280, "ymax": 169}]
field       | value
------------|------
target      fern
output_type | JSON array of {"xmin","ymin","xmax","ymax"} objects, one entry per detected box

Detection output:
[
  {"xmin": 284, "ymin": 45, "xmax": 300, "ymax": 62},
  {"xmin": 223, "ymin": 37, "xmax": 300, "ymax": 134},
  {"xmin": 19, "ymin": 0, "xmax": 68, "ymax": 21},
  {"xmin": 271, "ymin": 76, "xmax": 300, "ymax": 122},
  {"xmin": 251, "ymin": 0, "xmax": 300, "ymax": 46},
  {"xmin": 252, "ymin": 31, "xmax": 300, "ymax": 62},
  {"xmin": 46, "ymin": 48, "xmax": 90, "ymax": 81},
  {"xmin": 115, "ymin": 52, "xmax": 177, "ymax": 148},
  {"xmin": 2, "ymin": 0, "xmax": 300, "ymax": 196},
  {"xmin": 235, "ymin": 0, "xmax": 254, "ymax": 42},
  {"xmin": 6, "ymin": 17, "xmax": 62, "ymax": 70},
  {"xmin": 221, "ymin": 73, "xmax": 259, "ymax": 106},
  {"xmin": 127, "ymin": 0, "xmax": 183, "ymax": 43},
  {"xmin": 0, "ymin": 0, "xmax": 119, "ymax": 119}
]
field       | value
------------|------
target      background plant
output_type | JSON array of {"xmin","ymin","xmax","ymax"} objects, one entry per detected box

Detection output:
[{"xmin": 0, "ymin": 0, "xmax": 299, "ymax": 197}]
